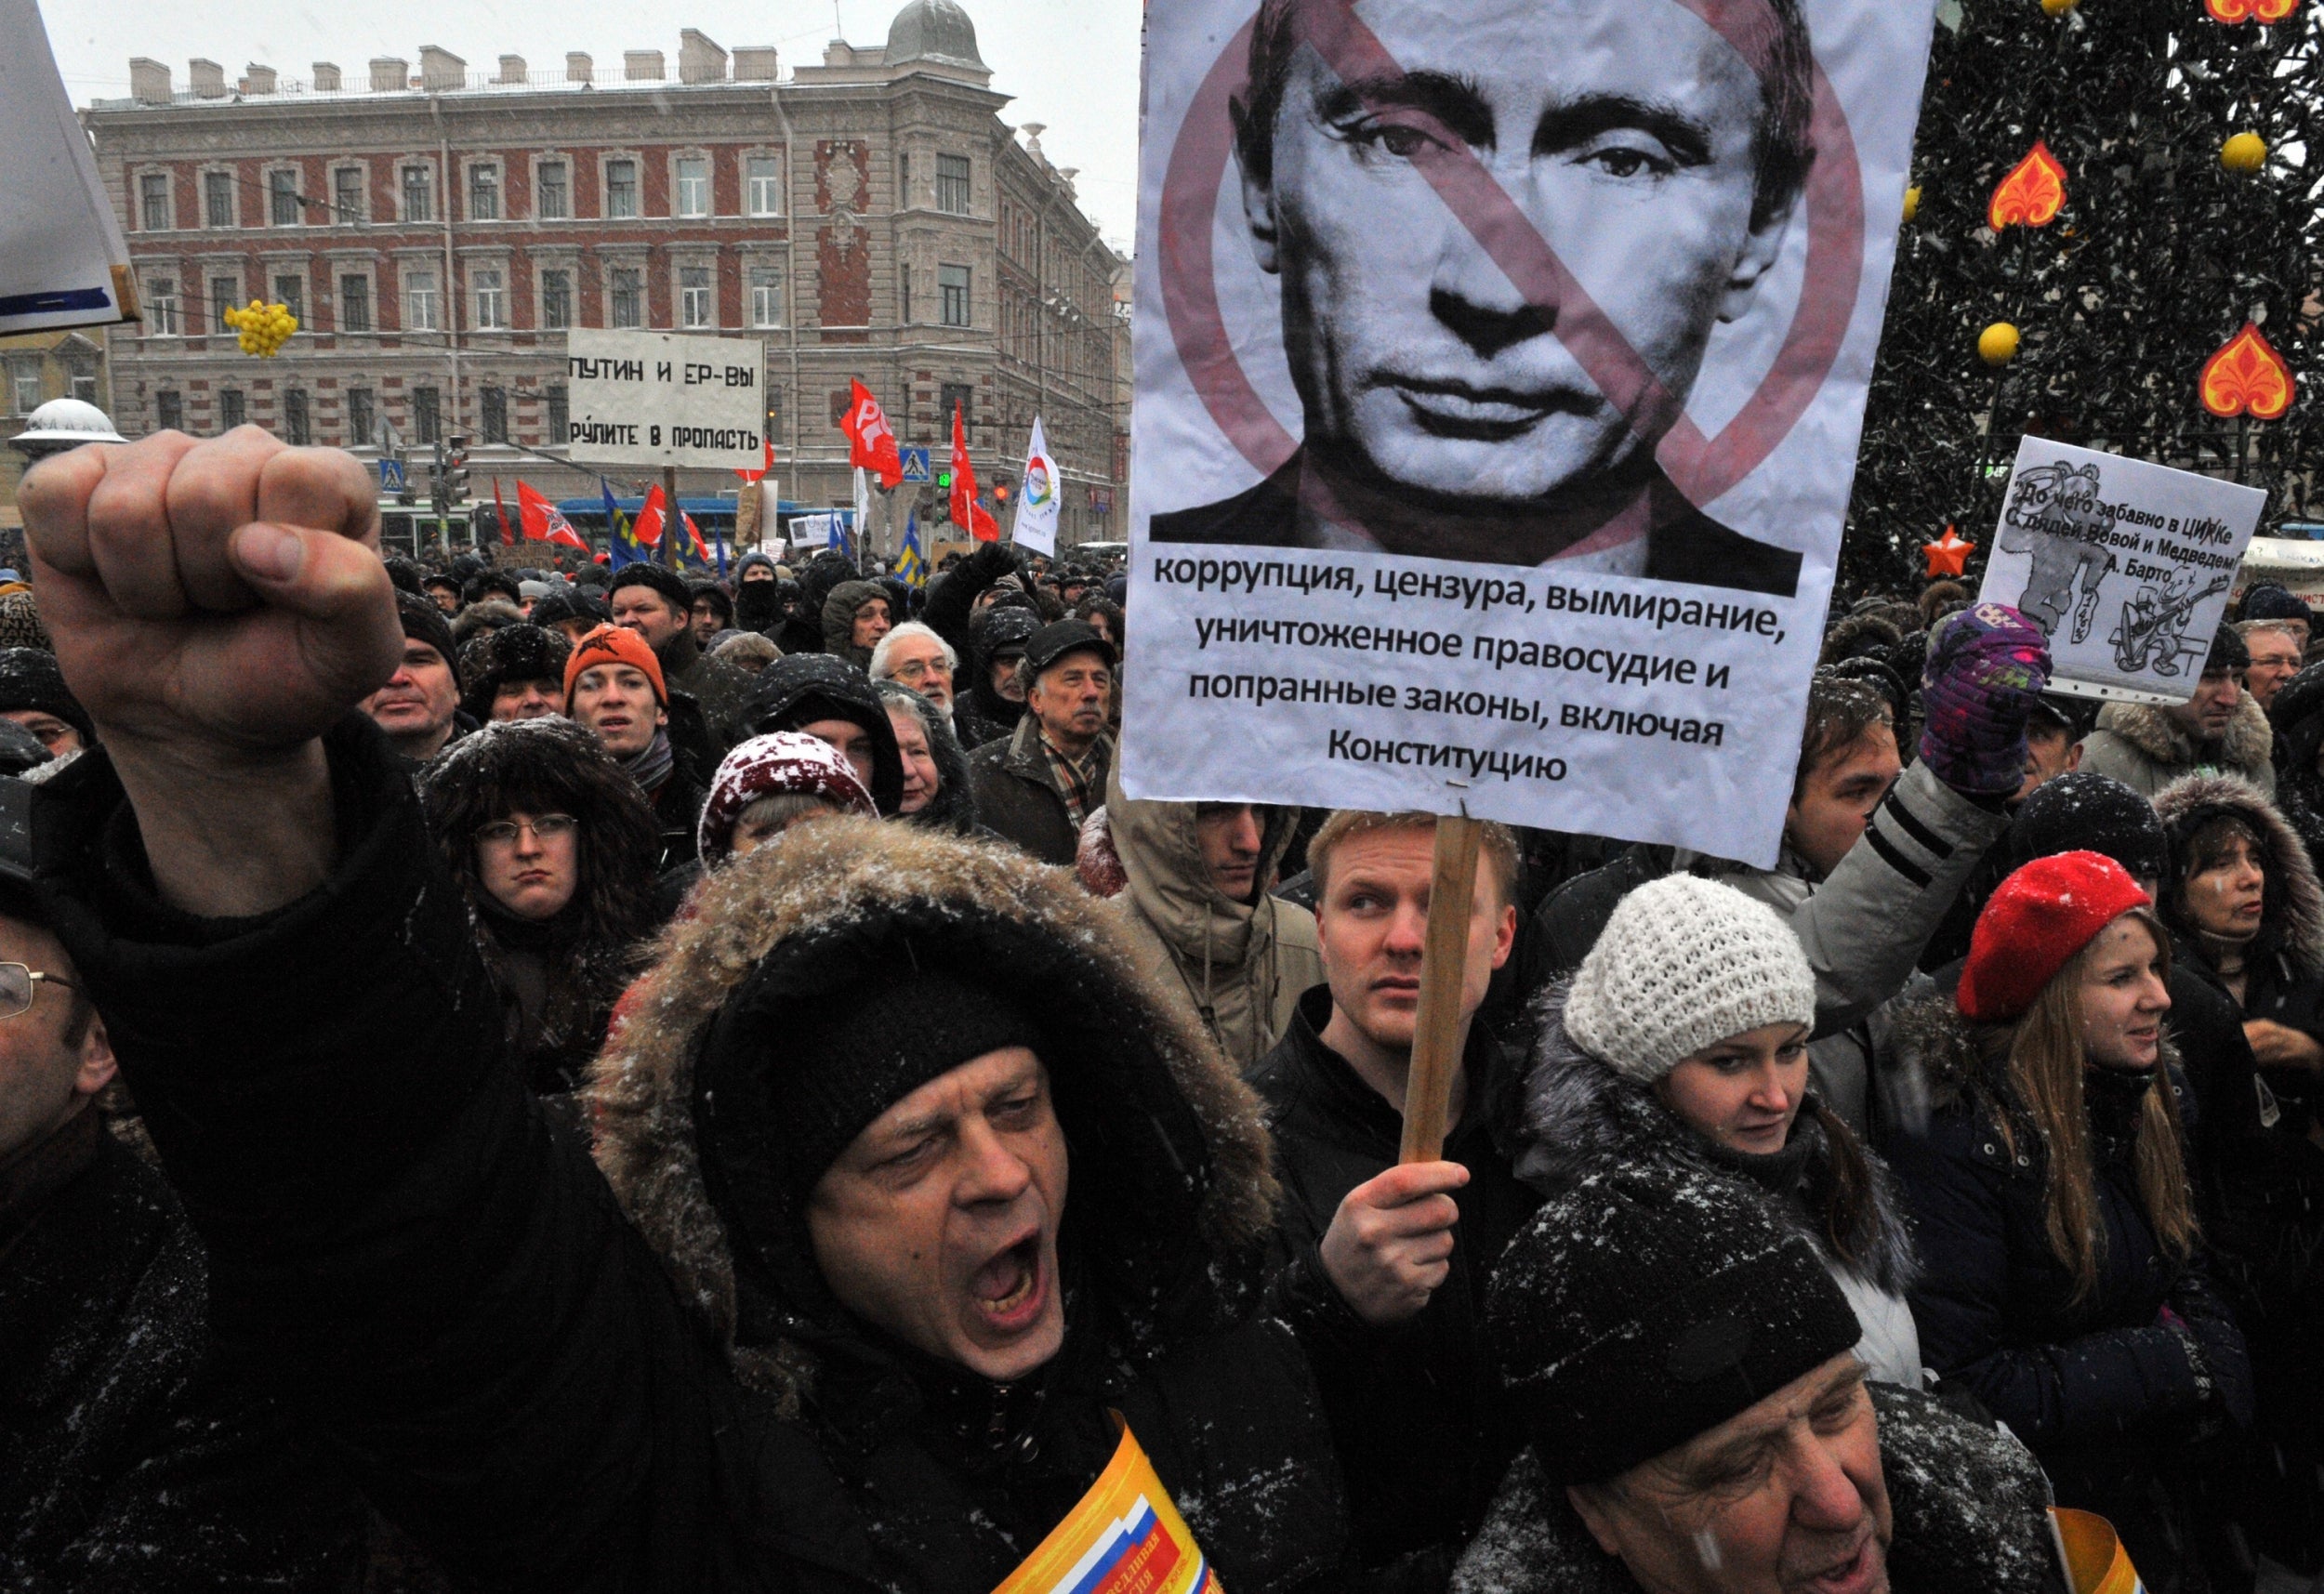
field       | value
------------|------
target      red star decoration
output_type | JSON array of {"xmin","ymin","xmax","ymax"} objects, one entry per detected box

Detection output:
[{"xmin": 1923, "ymin": 527, "xmax": 1976, "ymax": 578}]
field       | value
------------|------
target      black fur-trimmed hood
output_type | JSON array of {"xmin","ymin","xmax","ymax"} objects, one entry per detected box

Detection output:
[
  {"xmin": 2152, "ymin": 770, "xmax": 2324, "ymax": 983},
  {"xmin": 1519, "ymin": 982, "xmax": 1916, "ymax": 1297},
  {"xmin": 586, "ymin": 819, "xmax": 1279, "ymax": 1421}
]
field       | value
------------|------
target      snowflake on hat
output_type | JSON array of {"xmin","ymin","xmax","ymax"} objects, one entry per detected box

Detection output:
[{"xmin": 697, "ymin": 732, "xmax": 878, "ymax": 862}]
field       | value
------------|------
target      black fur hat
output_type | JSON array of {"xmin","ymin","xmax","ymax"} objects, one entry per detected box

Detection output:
[{"xmin": 457, "ymin": 624, "xmax": 573, "ymax": 723}]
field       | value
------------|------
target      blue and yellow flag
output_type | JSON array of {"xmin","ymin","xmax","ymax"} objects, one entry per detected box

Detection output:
[
  {"xmin": 897, "ymin": 513, "xmax": 927, "ymax": 588},
  {"xmin": 603, "ymin": 481, "xmax": 649, "ymax": 569}
]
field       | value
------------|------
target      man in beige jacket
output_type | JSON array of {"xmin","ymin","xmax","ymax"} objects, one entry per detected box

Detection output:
[{"xmin": 1103, "ymin": 765, "xmax": 1321, "ymax": 1074}]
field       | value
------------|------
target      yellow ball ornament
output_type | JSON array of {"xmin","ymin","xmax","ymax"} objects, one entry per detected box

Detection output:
[
  {"xmin": 222, "ymin": 298, "xmax": 297, "ymax": 358},
  {"xmin": 1978, "ymin": 323, "xmax": 2021, "ymax": 366},
  {"xmin": 1902, "ymin": 185, "xmax": 1921, "ymax": 223},
  {"xmin": 2041, "ymin": 0, "xmax": 2077, "ymax": 14},
  {"xmin": 2222, "ymin": 133, "xmax": 2267, "ymax": 174}
]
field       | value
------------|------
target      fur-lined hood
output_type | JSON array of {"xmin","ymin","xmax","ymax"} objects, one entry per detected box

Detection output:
[
  {"xmin": 585, "ymin": 818, "xmax": 1279, "ymax": 1420},
  {"xmin": 2091, "ymin": 694, "xmax": 2273, "ymax": 777},
  {"xmin": 1519, "ymin": 983, "xmax": 1915, "ymax": 1296},
  {"xmin": 1103, "ymin": 763, "xmax": 1302, "ymax": 971},
  {"xmin": 2152, "ymin": 771, "xmax": 2324, "ymax": 982},
  {"xmin": 1882, "ymin": 992, "xmax": 2185, "ymax": 1140}
]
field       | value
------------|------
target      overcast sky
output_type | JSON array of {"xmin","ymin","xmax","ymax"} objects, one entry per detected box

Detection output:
[{"xmin": 40, "ymin": 0, "xmax": 1145, "ymax": 248}]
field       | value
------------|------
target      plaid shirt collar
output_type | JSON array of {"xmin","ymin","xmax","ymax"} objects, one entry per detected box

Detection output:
[{"xmin": 1031, "ymin": 723, "xmax": 1109, "ymax": 827}]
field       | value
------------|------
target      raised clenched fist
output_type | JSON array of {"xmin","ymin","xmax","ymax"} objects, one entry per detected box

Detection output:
[{"xmin": 20, "ymin": 428, "xmax": 401, "ymax": 761}]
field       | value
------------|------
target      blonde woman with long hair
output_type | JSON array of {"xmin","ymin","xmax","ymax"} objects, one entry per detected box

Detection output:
[{"xmin": 1885, "ymin": 850, "xmax": 2252, "ymax": 1589}]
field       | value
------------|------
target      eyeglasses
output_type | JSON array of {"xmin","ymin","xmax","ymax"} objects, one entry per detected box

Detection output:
[
  {"xmin": 475, "ymin": 813, "xmax": 579, "ymax": 847},
  {"xmin": 0, "ymin": 962, "xmax": 76, "ymax": 1020},
  {"xmin": 891, "ymin": 659, "xmax": 953, "ymax": 683}
]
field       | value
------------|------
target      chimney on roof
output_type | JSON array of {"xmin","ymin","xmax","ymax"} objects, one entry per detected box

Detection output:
[
  {"xmin": 241, "ymin": 63, "xmax": 277, "ymax": 95},
  {"xmin": 565, "ymin": 52, "xmax": 592, "ymax": 84},
  {"xmin": 733, "ymin": 46, "xmax": 778, "ymax": 81},
  {"xmin": 624, "ymin": 50, "xmax": 665, "ymax": 81},
  {"xmin": 128, "ymin": 58, "xmax": 172, "ymax": 103},
  {"xmin": 370, "ymin": 56, "xmax": 408, "ymax": 92},
  {"xmin": 417, "ymin": 46, "xmax": 466, "ymax": 91},
  {"xmin": 680, "ymin": 30, "xmax": 728, "ymax": 83},
  {"xmin": 497, "ymin": 54, "xmax": 527, "ymax": 85},
  {"xmin": 312, "ymin": 61, "xmax": 341, "ymax": 90},
  {"xmin": 188, "ymin": 59, "xmax": 227, "ymax": 99}
]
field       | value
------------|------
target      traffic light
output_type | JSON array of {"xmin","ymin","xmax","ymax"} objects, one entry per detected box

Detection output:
[
  {"xmin": 429, "ymin": 440, "xmax": 449, "ymax": 515},
  {"xmin": 443, "ymin": 435, "xmax": 472, "ymax": 506},
  {"xmin": 935, "ymin": 468, "xmax": 953, "ymax": 490}
]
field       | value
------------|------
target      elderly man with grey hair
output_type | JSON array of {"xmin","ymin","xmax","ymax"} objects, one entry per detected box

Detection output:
[
  {"xmin": 2239, "ymin": 618, "xmax": 2304, "ymax": 715},
  {"xmin": 869, "ymin": 620, "xmax": 959, "ymax": 729}
]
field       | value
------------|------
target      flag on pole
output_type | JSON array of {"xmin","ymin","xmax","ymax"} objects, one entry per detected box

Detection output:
[
  {"xmin": 853, "ymin": 467, "xmax": 873, "ymax": 564},
  {"xmin": 897, "ymin": 514, "xmax": 927, "ymax": 589},
  {"xmin": 633, "ymin": 484, "xmax": 667, "ymax": 549},
  {"xmin": 1011, "ymin": 416, "xmax": 1062, "ymax": 557},
  {"xmin": 491, "ymin": 477, "xmax": 515, "ymax": 547},
  {"xmin": 839, "ymin": 379, "xmax": 904, "ymax": 488},
  {"xmin": 517, "ymin": 480, "xmax": 588, "ymax": 549},
  {"xmin": 736, "ymin": 436, "xmax": 775, "ymax": 485},
  {"xmin": 950, "ymin": 403, "xmax": 999, "ymax": 542}
]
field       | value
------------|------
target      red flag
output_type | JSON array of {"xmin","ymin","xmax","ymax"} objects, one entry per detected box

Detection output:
[
  {"xmin": 632, "ymin": 484, "xmax": 667, "ymax": 549},
  {"xmin": 517, "ymin": 480, "xmax": 588, "ymax": 549},
  {"xmin": 839, "ymin": 379, "xmax": 905, "ymax": 489},
  {"xmin": 492, "ymin": 477, "xmax": 515, "ymax": 547},
  {"xmin": 735, "ymin": 436, "xmax": 775, "ymax": 485},
  {"xmin": 950, "ymin": 403, "xmax": 998, "ymax": 542}
]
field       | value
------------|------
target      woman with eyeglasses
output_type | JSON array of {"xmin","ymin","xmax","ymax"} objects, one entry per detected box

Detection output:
[{"xmin": 419, "ymin": 718, "xmax": 663, "ymax": 1108}]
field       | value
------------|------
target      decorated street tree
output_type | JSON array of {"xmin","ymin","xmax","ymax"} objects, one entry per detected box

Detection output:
[{"xmin": 1842, "ymin": 0, "xmax": 2324, "ymax": 591}]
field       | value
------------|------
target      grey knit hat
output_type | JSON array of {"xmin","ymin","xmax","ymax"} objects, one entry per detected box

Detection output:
[{"xmin": 1563, "ymin": 876, "xmax": 1816, "ymax": 1084}]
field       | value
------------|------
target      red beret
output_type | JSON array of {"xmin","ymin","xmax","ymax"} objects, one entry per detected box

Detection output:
[
  {"xmin": 1959, "ymin": 850, "xmax": 2151, "ymax": 1023},
  {"xmin": 564, "ymin": 624, "xmax": 667, "ymax": 708}
]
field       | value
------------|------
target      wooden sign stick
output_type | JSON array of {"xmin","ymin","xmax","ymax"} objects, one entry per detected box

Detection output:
[{"xmin": 1399, "ymin": 813, "xmax": 1483, "ymax": 1166}]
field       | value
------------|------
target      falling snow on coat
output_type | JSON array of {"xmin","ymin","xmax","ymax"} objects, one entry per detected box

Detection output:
[{"xmin": 30, "ymin": 715, "xmax": 1347, "ymax": 1593}]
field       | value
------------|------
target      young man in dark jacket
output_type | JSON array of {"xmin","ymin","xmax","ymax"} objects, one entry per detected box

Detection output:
[
  {"xmin": 17, "ymin": 427, "xmax": 1352, "ymax": 1594},
  {"xmin": 1252, "ymin": 809, "xmax": 1535, "ymax": 1590}
]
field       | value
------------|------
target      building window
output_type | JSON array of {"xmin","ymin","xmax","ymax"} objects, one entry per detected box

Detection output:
[
  {"xmin": 405, "ymin": 270, "xmax": 439, "ymax": 332},
  {"xmin": 897, "ymin": 151, "xmax": 910, "ymax": 201},
  {"xmin": 349, "ymin": 386, "xmax": 375, "ymax": 447},
  {"xmin": 605, "ymin": 159, "xmax": 637, "ymax": 218},
  {"xmin": 481, "ymin": 386, "xmax": 508, "ymax": 444},
  {"xmin": 676, "ymin": 157, "xmax": 709, "ymax": 217},
  {"xmin": 940, "ymin": 382, "xmax": 972, "ymax": 431},
  {"xmin": 537, "ymin": 161, "xmax": 569, "ymax": 219},
  {"xmin": 609, "ymin": 268, "xmax": 640, "ymax": 328},
  {"xmin": 210, "ymin": 275, "xmax": 239, "ymax": 334},
  {"xmin": 402, "ymin": 165, "xmax": 432, "ymax": 222},
  {"xmin": 9, "ymin": 367, "xmax": 39, "ymax": 415},
  {"xmin": 749, "ymin": 266, "xmax": 782, "ymax": 328},
  {"xmin": 468, "ymin": 164, "xmax": 499, "ymax": 221},
  {"xmin": 205, "ymin": 170, "xmax": 235, "ymax": 228},
  {"xmin": 70, "ymin": 370, "xmax": 98, "ymax": 403},
  {"xmin": 284, "ymin": 389, "xmax": 310, "ymax": 446},
  {"xmin": 139, "ymin": 172, "xmax": 170, "ymax": 231},
  {"xmin": 474, "ymin": 269, "xmax": 507, "ymax": 329},
  {"xmin": 939, "ymin": 263, "xmax": 970, "ymax": 328},
  {"xmin": 680, "ymin": 265, "xmax": 712, "ymax": 328},
  {"xmin": 272, "ymin": 273, "xmax": 303, "ymax": 324},
  {"xmin": 747, "ymin": 156, "xmax": 782, "ymax": 216},
  {"xmin": 935, "ymin": 153, "xmax": 971, "ymax": 216},
  {"xmin": 548, "ymin": 385, "xmax": 569, "ymax": 445},
  {"xmin": 333, "ymin": 165, "xmax": 365, "ymax": 223},
  {"xmin": 157, "ymin": 389, "xmax": 183, "ymax": 431},
  {"xmin": 900, "ymin": 263, "xmax": 912, "ymax": 323},
  {"xmin": 146, "ymin": 277, "xmax": 179, "ymax": 335},
  {"xmin": 219, "ymin": 389, "xmax": 245, "ymax": 429},
  {"xmin": 540, "ymin": 269, "xmax": 572, "ymax": 330},
  {"xmin": 413, "ymin": 386, "xmax": 440, "ymax": 444},
  {"xmin": 339, "ymin": 273, "xmax": 371, "ymax": 333},
  {"xmin": 269, "ymin": 169, "xmax": 300, "ymax": 226}
]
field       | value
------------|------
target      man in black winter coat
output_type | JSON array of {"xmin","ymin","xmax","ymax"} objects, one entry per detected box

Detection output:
[
  {"xmin": 1252, "ymin": 810, "xmax": 1537, "ymax": 1590},
  {"xmin": 968, "ymin": 622, "xmax": 1115, "ymax": 866},
  {"xmin": 0, "ymin": 830, "xmax": 360, "ymax": 1585},
  {"xmin": 16, "ymin": 428, "xmax": 1353, "ymax": 1594}
]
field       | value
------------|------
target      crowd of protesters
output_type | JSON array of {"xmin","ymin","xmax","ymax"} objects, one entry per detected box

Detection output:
[{"xmin": 5, "ymin": 428, "xmax": 2324, "ymax": 1594}]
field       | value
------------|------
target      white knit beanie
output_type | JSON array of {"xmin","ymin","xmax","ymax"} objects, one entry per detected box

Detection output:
[{"xmin": 1563, "ymin": 876, "xmax": 1817, "ymax": 1085}]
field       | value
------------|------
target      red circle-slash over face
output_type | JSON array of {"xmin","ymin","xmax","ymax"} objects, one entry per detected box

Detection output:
[{"xmin": 1157, "ymin": 0, "xmax": 1867, "ymax": 528}]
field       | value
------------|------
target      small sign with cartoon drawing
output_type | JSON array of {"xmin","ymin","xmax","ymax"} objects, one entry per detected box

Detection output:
[{"xmin": 1981, "ymin": 439, "xmax": 2265, "ymax": 705}]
